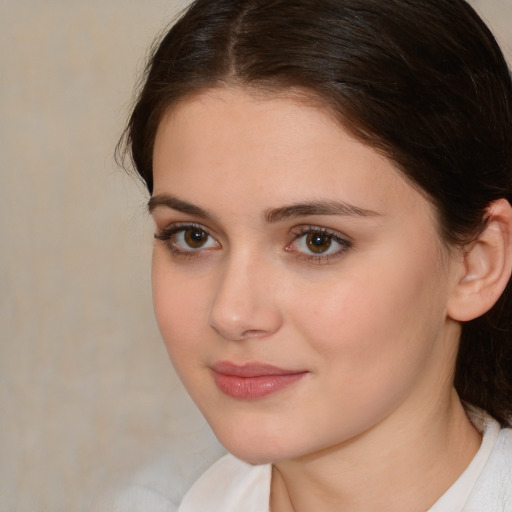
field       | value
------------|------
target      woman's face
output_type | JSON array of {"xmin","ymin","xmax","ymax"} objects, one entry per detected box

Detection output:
[{"xmin": 151, "ymin": 88, "xmax": 462, "ymax": 464}]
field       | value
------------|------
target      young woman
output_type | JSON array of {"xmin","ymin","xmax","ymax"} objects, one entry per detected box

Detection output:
[{"xmin": 119, "ymin": 0, "xmax": 512, "ymax": 510}]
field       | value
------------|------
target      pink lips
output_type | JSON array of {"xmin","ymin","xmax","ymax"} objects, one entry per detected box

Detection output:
[{"xmin": 211, "ymin": 361, "xmax": 308, "ymax": 400}]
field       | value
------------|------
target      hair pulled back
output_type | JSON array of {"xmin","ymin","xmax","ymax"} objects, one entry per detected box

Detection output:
[{"xmin": 120, "ymin": 0, "xmax": 512, "ymax": 425}]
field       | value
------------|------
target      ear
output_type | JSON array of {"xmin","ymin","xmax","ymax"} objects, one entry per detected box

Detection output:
[{"xmin": 447, "ymin": 198, "xmax": 512, "ymax": 322}]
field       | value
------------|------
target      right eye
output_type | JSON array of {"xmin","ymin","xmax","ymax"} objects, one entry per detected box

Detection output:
[{"xmin": 154, "ymin": 223, "xmax": 220, "ymax": 254}]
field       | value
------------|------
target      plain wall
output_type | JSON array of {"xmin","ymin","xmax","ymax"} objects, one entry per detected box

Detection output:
[{"xmin": 1, "ymin": 1, "xmax": 511, "ymax": 510}]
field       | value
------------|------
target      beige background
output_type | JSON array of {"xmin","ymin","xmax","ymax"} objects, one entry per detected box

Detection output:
[{"xmin": 1, "ymin": 1, "xmax": 511, "ymax": 511}]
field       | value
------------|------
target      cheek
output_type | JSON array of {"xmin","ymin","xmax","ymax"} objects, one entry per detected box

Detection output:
[
  {"xmin": 285, "ymin": 254, "xmax": 452, "ymax": 434},
  {"xmin": 151, "ymin": 256, "xmax": 211, "ymax": 365}
]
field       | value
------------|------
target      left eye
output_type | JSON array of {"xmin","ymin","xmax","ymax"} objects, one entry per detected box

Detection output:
[
  {"xmin": 303, "ymin": 233, "xmax": 334, "ymax": 253},
  {"xmin": 291, "ymin": 229, "xmax": 350, "ymax": 257}
]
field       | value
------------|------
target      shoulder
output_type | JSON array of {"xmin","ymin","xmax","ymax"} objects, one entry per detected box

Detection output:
[
  {"xmin": 178, "ymin": 454, "xmax": 272, "ymax": 512},
  {"xmin": 465, "ymin": 425, "xmax": 512, "ymax": 511}
]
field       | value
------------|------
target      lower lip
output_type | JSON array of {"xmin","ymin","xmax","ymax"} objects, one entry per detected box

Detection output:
[{"xmin": 212, "ymin": 371, "xmax": 307, "ymax": 400}]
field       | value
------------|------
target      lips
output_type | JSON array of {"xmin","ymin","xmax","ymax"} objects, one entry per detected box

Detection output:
[{"xmin": 211, "ymin": 361, "xmax": 308, "ymax": 400}]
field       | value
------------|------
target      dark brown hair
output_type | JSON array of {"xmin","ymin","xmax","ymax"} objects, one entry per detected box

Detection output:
[{"xmin": 120, "ymin": 0, "xmax": 512, "ymax": 425}]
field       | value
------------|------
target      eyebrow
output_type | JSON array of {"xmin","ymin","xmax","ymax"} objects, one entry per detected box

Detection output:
[
  {"xmin": 148, "ymin": 194, "xmax": 379, "ymax": 222},
  {"xmin": 148, "ymin": 194, "xmax": 216, "ymax": 219},
  {"xmin": 264, "ymin": 201, "xmax": 380, "ymax": 223}
]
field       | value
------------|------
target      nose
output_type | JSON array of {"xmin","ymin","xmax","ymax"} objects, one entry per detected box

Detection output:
[{"xmin": 208, "ymin": 253, "xmax": 283, "ymax": 341}]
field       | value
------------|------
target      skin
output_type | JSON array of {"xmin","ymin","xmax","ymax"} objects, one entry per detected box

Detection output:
[{"xmin": 150, "ymin": 87, "xmax": 481, "ymax": 511}]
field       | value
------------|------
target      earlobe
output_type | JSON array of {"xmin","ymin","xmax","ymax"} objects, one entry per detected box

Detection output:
[{"xmin": 447, "ymin": 198, "xmax": 512, "ymax": 322}]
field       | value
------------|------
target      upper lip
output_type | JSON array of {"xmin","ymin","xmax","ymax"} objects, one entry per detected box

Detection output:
[{"xmin": 211, "ymin": 361, "xmax": 306, "ymax": 377}]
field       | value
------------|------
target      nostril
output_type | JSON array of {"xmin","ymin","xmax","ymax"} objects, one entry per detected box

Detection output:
[
  {"xmin": 240, "ymin": 329, "xmax": 269, "ymax": 339},
  {"xmin": 208, "ymin": 299, "xmax": 283, "ymax": 341}
]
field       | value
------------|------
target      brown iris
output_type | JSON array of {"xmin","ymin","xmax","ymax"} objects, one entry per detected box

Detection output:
[
  {"xmin": 306, "ymin": 233, "xmax": 332, "ymax": 253},
  {"xmin": 184, "ymin": 228, "xmax": 209, "ymax": 248}
]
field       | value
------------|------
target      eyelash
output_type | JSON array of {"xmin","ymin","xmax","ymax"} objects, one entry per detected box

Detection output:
[{"xmin": 154, "ymin": 222, "xmax": 352, "ymax": 263}]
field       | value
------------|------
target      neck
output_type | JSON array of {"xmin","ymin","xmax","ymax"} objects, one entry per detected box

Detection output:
[{"xmin": 270, "ymin": 390, "xmax": 481, "ymax": 512}]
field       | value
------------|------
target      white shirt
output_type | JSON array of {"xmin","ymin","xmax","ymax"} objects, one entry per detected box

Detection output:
[{"xmin": 178, "ymin": 412, "xmax": 512, "ymax": 512}]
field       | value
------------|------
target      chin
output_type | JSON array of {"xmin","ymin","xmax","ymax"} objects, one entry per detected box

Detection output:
[
  {"xmin": 210, "ymin": 423, "xmax": 308, "ymax": 466},
  {"xmin": 222, "ymin": 443, "xmax": 284, "ymax": 466},
  {"xmin": 207, "ymin": 424, "xmax": 276, "ymax": 464}
]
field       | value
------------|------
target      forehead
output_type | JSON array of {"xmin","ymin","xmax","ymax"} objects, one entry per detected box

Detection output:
[
  {"xmin": 152, "ymin": 87, "xmax": 434, "ymax": 227},
  {"xmin": 155, "ymin": 86, "xmax": 343, "ymax": 163}
]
